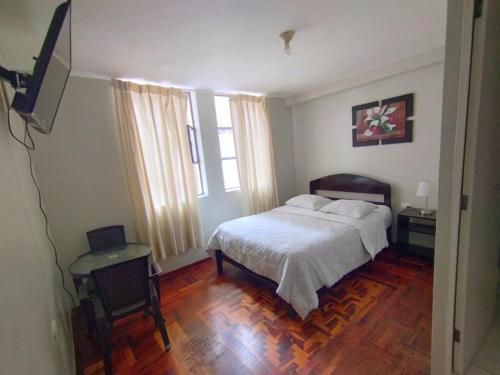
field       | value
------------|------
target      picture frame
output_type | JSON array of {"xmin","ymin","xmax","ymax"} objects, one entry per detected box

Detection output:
[
  {"xmin": 351, "ymin": 101, "xmax": 380, "ymax": 147},
  {"xmin": 380, "ymin": 93, "xmax": 413, "ymax": 145},
  {"xmin": 351, "ymin": 93, "xmax": 414, "ymax": 147}
]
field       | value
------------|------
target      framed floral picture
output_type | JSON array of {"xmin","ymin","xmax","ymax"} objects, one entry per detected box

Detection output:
[{"xmin": 351, "ymin": 93, "xmax": 414, "ymax": 147}]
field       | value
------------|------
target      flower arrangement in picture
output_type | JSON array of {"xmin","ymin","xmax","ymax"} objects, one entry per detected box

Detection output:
[
  {"xmin": 351, "ymin": 93, "xmax": 414, "ymax": 147},
  {"xmin": 362, "ymin": 105, "xmax": 397, "ymax": 137}
]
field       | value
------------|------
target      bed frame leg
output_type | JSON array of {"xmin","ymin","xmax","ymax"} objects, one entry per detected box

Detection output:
[
  {"xmin": 287, "ymin": 305, "xmax": 297, "ymax": 320},
  {"xmin": 215, "ymin": 250, "xmax": 224, "ymax": 275}
]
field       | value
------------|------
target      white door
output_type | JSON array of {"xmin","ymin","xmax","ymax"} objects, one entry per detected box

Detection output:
[{"xmin": 453, "ymin": 0, "xmax": 500, "ymax": 373}]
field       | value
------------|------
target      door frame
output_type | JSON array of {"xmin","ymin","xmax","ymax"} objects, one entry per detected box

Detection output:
[{"xmin": 431, "ymin": 0, "xmax": 475, "ymax": 374}]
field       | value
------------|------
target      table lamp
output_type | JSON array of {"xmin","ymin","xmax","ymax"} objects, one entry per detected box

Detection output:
[{"xmin": 416, "ymin": 180, "xmax": 433, "ymax": 215}]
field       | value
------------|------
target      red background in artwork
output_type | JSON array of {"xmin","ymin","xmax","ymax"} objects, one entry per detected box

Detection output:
[{"xmin": 356, "ymin": 101, "xmax": 407, "ymax": 141}]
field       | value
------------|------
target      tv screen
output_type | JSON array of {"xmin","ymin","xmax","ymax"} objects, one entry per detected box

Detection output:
[{"xmin": 12, "ymin": 2, "xmax": 71, "ymax": 134}]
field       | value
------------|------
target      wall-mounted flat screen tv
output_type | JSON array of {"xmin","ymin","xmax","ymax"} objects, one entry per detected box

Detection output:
[{"xmin": 11, "ymin": 2, "xmax": 71, "ymax": 134}]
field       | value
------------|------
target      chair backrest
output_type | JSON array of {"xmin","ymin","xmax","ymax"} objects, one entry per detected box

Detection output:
[
  {"xmin": 91, "ymin": 256, "xmax": 150, "ymax": 320},
  {"xmin": 87, "ymin": 225, "xmax": 126, "ymax": 252}
]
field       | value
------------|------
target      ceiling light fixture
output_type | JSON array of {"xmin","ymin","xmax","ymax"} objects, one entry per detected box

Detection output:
[{"xmin": 280, "ymin": 30, "xmax": 295, "ymax": 55}]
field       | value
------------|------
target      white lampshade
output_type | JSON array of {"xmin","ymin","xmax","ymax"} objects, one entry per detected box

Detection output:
[{"xmin": 416, "ymin": 180, "xmax": 430, "ymax": 197}]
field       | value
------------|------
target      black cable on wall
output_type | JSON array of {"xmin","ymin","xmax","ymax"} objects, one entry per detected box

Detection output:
[{"xmin": 2, "ymin": 82, "xmax": 76, "ymax": 308}]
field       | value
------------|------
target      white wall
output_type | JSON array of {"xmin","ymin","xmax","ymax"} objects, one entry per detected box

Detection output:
[
  {"xmin": 291, "ymin": 62, "xmax": 444, "ymax": 240},
  {"xmin": 32, "ymin": 76, "xmax": 138, "ymax": 281},
  {"xmin": 0, "ymin": 7, "xmax": 75, "ymax": 370},
  {"xmin": 0, "ymin": 84, "xmax": 74, "ymax": 374},
  {"xmin": 32, "ymin": 76, "xmax": 295, "ymax": 278}
]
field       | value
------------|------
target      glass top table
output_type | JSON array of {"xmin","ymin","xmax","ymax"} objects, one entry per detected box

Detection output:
[{"xmin": 69, "ymin": 243, "xmax": 151, "ymax": 278}]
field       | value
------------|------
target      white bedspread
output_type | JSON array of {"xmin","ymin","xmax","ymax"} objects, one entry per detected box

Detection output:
[{"xmin": 207, "ymin": 205, "xmax": 390, "ymax": 319}]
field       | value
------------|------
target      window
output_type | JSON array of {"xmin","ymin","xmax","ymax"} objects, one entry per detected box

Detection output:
[
  {"xmin": 186, "ymin": 93, "xmax": 205, "ymax": 196},
  {"xmin": 214, "ymin": 95, "xmax": 240, "ymax": 190}
]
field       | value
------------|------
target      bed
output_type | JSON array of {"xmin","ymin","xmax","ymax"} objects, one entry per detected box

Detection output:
[{"xmin": 207, "ymin": 174, "xmax": 392, "ymax": 319}]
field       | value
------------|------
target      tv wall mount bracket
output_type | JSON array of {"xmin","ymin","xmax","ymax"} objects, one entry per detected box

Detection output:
[{"xmin": 0, "ymin": 65, "xmax": 32, "ymax": 90}]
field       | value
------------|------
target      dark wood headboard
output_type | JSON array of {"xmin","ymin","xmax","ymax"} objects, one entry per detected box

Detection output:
[{"xmin": 309, "ymin": 173, "xmax": 391, "ymax": 207}]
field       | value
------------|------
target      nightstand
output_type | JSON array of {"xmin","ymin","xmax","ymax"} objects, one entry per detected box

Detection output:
[{"xmin": 397, "ymin": 207, "xmax": 436, "ymax": 257}]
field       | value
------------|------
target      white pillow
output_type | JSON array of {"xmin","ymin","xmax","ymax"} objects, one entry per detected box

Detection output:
[
  {"xmin": 285, "ymin": 194, "xmax": 331, "ymax": 210},
  {"xmin": 320, "ymin": 199, "xmax": 376, "ymax": 219}
]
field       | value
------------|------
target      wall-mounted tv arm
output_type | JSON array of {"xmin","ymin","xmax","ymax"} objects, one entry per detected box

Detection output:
[{"xmin": 0, "ymin": 65, "xmax": 32, "ymax": 90}]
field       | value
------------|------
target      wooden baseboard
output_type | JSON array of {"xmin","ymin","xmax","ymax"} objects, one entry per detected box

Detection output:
[{"xmin": 159, "ymin": 257, "xmax": 211, "ymax": 280}]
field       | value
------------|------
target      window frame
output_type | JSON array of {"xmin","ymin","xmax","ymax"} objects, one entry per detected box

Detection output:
[
  {"xmin": 214, "ymin": 95, "xmax": 240, "ymax": 191},
  {"xmin": 185, "ymin": 92, "xmax": 205, "ymax": 196},
  {"xmin": 187, "ymin": 124, "xmax": 200, "ymax": 164}
]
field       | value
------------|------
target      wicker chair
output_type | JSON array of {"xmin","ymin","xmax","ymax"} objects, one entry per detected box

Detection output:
[
  {"xmin": 87, "ymin": 225, "xmax": 126, "ymax": 252},
  {"xmin": 82, "ymin": 256, "xmax": 170, "ymax": 375},
  {"xmin": 80, "ymin": 226, "xmax": 163, "ymax": 340},
  {"xmin": 85, "ymin": 225, "xmax": 162, "ymax": 300}
]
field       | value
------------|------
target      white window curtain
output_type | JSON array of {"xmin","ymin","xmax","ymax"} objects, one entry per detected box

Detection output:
[
  {"xmin": 112, "ymin": 80, "xmax": 202, "ymax": 259},
  {"xmin": 229, "ymin": 94, "xmax": 279, "ymax": 214}
]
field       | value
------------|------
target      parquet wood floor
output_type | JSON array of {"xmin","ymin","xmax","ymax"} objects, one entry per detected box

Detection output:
[{"xmin": 73, "ymin": 248, "xmax": 433, "ymax": 375}]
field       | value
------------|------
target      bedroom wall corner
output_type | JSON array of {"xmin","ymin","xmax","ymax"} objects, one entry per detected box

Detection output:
[
  {"xmin": 290, "ymin": 62, "xmax": 444, "ymax": 241},
  {"xmin": 31, "ymin": 76, "xmax": 137, "ymax": 288},
  {"xmin": 29, "ymin": 79, "xmax": 297, "ymax": 277}
]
